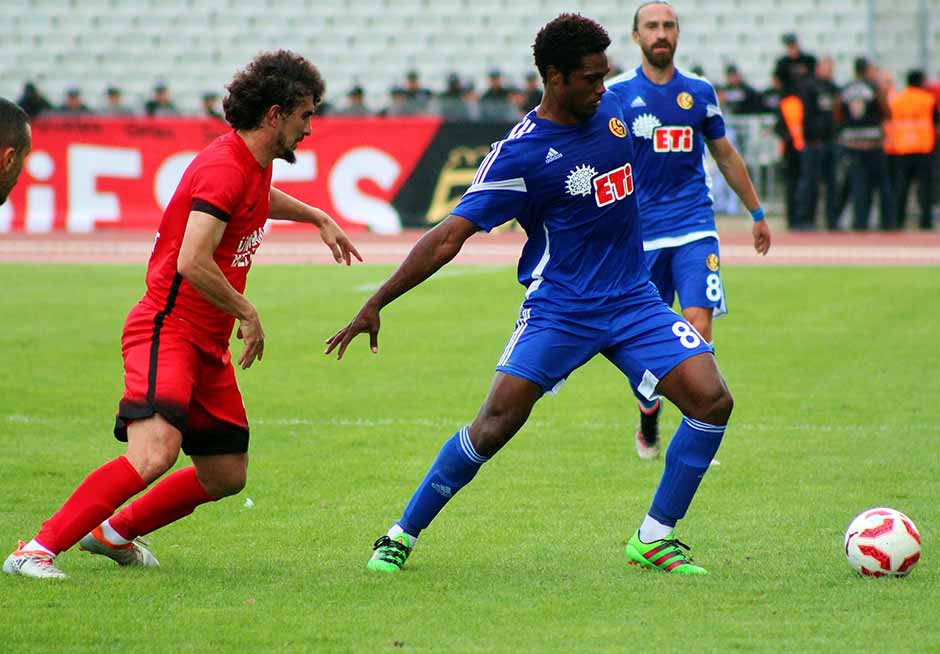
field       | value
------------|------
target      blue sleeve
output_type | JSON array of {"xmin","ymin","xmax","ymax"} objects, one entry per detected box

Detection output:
[
  {"xmin": 702, "ymin": 83, "xmax": 726, "ymax": 140},
  {"xmin": 605, "ymin": 81, "xmax": 628, "ymax": 104},
  {"xmin": 452, "ymin": 141, "xmax": 529, "ymax": 232}
]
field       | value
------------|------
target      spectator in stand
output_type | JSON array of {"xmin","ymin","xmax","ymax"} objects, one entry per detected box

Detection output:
[
  {"xmin": 774, "ymin": 33, "xmax": 816, "ymax": 92},
  {"xmin": 479, "ymin": 68, "xmax": 516, "ymax": 121},
  {"xmin": 795, "ymin": 57, "xmax": 842, "ymax": 230},
  {"xmin": 889, "ymin": 70, "xmax": 938, "ymax": 230},
  {"xmin": 434, "ymin": 73, "xmax": 473, "ymax": 122},
  {"xmin": 144, "ymin": 82, "xmax": 180, "ymax": 117},
  {"xmin": 17, "ymin": 82, "xmax": 53, "ymax": 119},
  {"xmin": 403, "ymin": 70, "xmax": 432, "ymax": 114},
  {"xmin": 100, "ymin": 86, "xmax": 134, "ymax": 116},
  {"xmin": 761, "ymin": 73, "xmax": 783, "ymax": 113},
  {"xmin": 840, "ymin": 57, "xmax": 894, "ymax": 230},
  {"xmin": 201, "ymin": 92, "xmax": 224, "ymax": 121},
  {"xmin": 382, "ymin": 87, "xmax": 414, "ymax": 117},
  {"xmin": 519, "ymin": 71, "xmax": 542, "ymax": 112},
  {"xmin": 58, "ymin": 87, "xmax": 93, "ymax": 115},
  {"xmin": 335, "ymin": 86, "xmax": 371, "ymax": 116},
  {"xmin": 721, "ymin": 65, "xmax": 764, "ymax": 114}
]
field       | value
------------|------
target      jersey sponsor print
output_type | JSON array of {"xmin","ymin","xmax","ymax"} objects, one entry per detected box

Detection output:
[
  {"xmin": 451, "ymin": 93, "xmax": 649, "ymax": 312},
  {"xmin": 606, "ymin": 67, "xmax": 726, "ymax": 246},
  {"xmin": 145, "ymin": 131, "xmax": 273, "ymax": 342}
]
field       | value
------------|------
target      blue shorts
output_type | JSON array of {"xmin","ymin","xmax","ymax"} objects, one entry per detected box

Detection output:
[
  {"xmin": 645, "ymin": 237, "xmax": 727, "ymax": 318},
  {"xmin": 495, "ymin": 284, "xmax": 714, "ymax": 398}
]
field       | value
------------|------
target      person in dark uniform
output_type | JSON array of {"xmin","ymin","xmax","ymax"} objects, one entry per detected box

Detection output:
[
  {"xmin": 795, "ymin": 57, "xmax": 841, "ymax": 230},
  {"xmin": 840, "ymin": 57, "xmax": 895, "ymax": 230},
  {"xmin": 721, "ymin": 65, "xmax": 764, "ymax": 115},
  {"xmin": 774, "ymin": 33, "xmax": 816, "ymax": 93}
]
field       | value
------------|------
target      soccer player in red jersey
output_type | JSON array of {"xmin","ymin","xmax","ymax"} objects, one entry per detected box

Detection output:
[{"xmin": 4, "ymin": 51, "xmax": 362, "ymax": 579}]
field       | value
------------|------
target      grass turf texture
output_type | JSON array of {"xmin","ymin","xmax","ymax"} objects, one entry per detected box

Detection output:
[{"xmin": 1, "ymin": 263, "xmax": 937, "ymax": 653}]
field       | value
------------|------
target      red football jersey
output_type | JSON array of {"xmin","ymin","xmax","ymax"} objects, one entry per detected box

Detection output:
[{"xmin": 143, "ymin": 131, "xmax": 273, "ymax": 343}]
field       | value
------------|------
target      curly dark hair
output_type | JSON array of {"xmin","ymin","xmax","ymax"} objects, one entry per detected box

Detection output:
[
  {"xmin": 533, "ymin": 14, "xmax": 611, "ymax": 82},
  {"xmin": 223, "ymin": 50, "xmax": 326, "ymax": 130},
  {"xmin": 0, "ymin": 98, "xmax": 30, "ymax": 153}
]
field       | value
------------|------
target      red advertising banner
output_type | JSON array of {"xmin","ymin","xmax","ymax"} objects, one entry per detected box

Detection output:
[{"xmin": 0, "ymin": 116, "xmax": 442, "ymax": 234}]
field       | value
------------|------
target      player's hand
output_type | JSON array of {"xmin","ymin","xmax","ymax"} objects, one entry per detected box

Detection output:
[
  {"xmin": 317, "ymin": 212, "xmax": 363, "ymax": 266},
  {"xmin": 236, "ymin": 309, "xmax": 265, "ymax": 369},
  {"xmin": 324, "ymin": 303, "xmax": 380, "ymax": 360},
  {"xmin": 752, "ymin": 219, "xmax": 771, "ymax": 256}
]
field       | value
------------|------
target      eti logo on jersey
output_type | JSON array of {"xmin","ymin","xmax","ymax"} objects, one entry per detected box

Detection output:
[
  {"xmin": 653, "ymin": 126, "xmax": 693, "ymax": 153},
  {"xmin": 565, "ymin": 163, "xmax": 635, "ymax": 207},
  {"xmin": 593, "ymin": 163, "xmax": 634, "ymax": 207}
]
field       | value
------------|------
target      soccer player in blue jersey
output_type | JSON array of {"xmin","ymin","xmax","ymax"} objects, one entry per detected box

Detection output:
[
  {"xmin": 606, "ymin": 2, "xmax": 771, "ymax": 460},
  {"xmin": 327, "ymin": 13, "xmax": 733, "ymax": 575}
]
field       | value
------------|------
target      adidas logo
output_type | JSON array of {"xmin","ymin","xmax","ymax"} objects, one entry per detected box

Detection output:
[
  {"xmin": 544, "ymin": 147, "xmax": 563, "ymax": 164},
  {"xmin": 431, "ymin": 482, "xmax": 453, "ymax": 498},
  {"xmin": 630, "ymin": 96, "xmax": 647, "ymax": 108}
]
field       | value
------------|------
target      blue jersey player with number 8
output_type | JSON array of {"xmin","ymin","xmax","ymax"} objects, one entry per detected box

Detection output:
[
  {"xmin": 606, "ymin": 2, "xmax": 771, "ymax": 460},
  {"xmin": 327, "ymin": 13, "xmax": 733, "ymax": 575}
]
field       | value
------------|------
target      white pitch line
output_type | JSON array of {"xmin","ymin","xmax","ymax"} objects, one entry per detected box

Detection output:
[{"xmin": 2, "ymin": 240, "xmax": 940, "ymax": 264}]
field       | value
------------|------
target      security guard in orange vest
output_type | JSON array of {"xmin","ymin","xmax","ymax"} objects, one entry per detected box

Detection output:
[{"xmin": 889, "ymin": 70, "xmax": 939, "ymax": 230}]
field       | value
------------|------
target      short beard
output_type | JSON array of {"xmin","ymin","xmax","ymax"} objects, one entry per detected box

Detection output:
[
  {"xmin": 0, "ymin": 178, "xmax": 13, "ymax": 206},
  {"xmin": 275, "ymin": 133, "xmax": 297, "ymax": 164},
  {"xmin": 642, "ymin": 43, "xmax": 674, "ymax": 69}
]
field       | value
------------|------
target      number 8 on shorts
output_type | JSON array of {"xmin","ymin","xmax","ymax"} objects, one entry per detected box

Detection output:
[{"xmin": 672, "ymin": 321, "xmax": 702, "ymax": 348}]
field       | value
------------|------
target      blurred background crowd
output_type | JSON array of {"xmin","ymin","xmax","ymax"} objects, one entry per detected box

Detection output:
[{"xmin": 13, "ymin": 29, "xmax": 939, "ymax": 233}]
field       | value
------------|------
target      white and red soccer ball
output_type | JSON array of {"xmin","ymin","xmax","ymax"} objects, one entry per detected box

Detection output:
[{"xmin": 844, "ymin": 507, "xmax": 922, "ymax": 577}]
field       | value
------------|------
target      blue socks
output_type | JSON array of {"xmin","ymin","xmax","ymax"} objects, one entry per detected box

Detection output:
[
  {"xmin": 397, "ymin": 426, "xmax": 488, "ymax": 538},
  {"xmin": 649, "ymin": 416, "xmax": 726, "ymax": 526}
]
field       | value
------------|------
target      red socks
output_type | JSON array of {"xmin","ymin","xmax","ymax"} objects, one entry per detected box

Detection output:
[
  {"xmin": 108, "ymin": 466, "xmax": 215, "ymax": 541},
  {"xmin": 36, "ymin": 456, "xmax": 146, "ymax": 555}
]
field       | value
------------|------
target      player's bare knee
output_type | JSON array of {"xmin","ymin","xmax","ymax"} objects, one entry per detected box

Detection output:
[
  {"xmin": 468, "ymin": 422, "xmax": 505, "ymax": 457},
  {"xmin": 203, "ymin": 473, "xmax": 246, "ymax": 499},
  {"xmin": 705, "ymin": 385, "xmax": 734, "ymax": 425},
  {"xmin": 126, "ymin": 415, "xmax": 182, "ymax": 481},
  {"xmin": 127, "ymin": 440, "xmax": 179, "ymax": 482},
  {"xmin": 195, "ymin": 455, "xmax": 248, "ymax": 499},
  {"xmin": 471, "ymin": 407, "xmax": 525, "ymax": 457}
]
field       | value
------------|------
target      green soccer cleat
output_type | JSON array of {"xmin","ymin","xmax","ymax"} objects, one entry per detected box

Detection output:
[
  {"xmin": 367, "ymin": 534, "xmax": 413, "ymax": 572},
  {"xmin": 626, "ymin": 530, "xmax": 708, "ymax": 575}
]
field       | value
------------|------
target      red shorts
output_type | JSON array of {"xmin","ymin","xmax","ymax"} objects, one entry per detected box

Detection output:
[{"xmin": 114, "ymin": 301, "xmax": 249, "ymax": 455}]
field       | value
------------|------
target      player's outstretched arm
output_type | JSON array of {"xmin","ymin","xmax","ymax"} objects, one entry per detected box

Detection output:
[
  {"xmin": 269, "ymin": 187, "xmax": 363, "ymax": 265},
  {"xmin": 325, "ymin": 214, "xmax": 478, "ymax": 360},
  {"xmin": 178, "ymin": 211, "xmax": 265, "ymax": 369},
  {"xmin": 706, "ymin": 137, "xmax": 771, "ymax": 255}
]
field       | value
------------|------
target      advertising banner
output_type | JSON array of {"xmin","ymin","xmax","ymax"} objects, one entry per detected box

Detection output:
[{"xmin": 1, "ymin": 116, "xmax": 514, "ymax": 234}]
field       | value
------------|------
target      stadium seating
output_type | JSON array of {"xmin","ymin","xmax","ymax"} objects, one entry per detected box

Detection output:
[{"xmin": 1, "ymin": 0, "xmax": 936, "ymax": 114}]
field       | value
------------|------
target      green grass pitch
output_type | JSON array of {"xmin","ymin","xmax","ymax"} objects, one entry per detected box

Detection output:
[{"xmin": 1, "ymin": 263, "xmax": 938, "ymax": 653}]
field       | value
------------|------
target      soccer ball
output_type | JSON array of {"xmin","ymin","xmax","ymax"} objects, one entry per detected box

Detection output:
[{"xmin": 844, "ymin": 507, "xmax": 922, "ymax": 577}]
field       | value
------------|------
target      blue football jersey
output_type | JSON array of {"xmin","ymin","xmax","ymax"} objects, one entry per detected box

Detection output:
[
  {"xmin": 452, "ymin": 93, "xmax": 650, "ymax": 311},
  {"xmin": 606, "ymin": 67, "xmax": 726, "ymax": 247}
]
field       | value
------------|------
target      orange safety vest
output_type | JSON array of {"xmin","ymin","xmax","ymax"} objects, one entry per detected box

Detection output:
[
  {"xmin": 780, "ymin": 95, "xmax": 804, "ymax": 152},
  {"xmin": 888, "ymin": 87, "xmax": 936, "ymax": 154}
]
